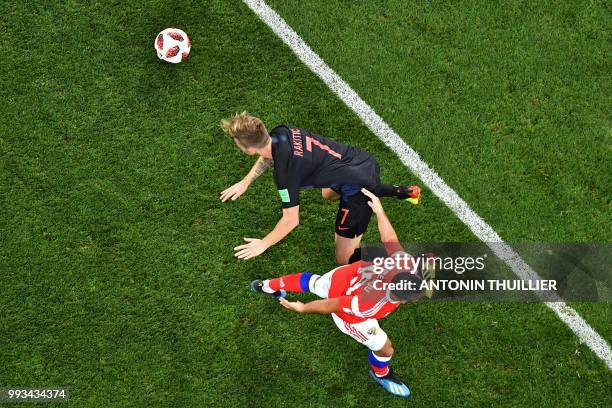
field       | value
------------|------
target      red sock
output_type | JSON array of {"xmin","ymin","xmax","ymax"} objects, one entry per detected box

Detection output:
[
  {"xmin": 369, "ymin": 351, "xmax": 391, "ymax": 377},
  {"xmin": 267, "ymin": 273, "xmax": 309, "ymax": 293},
  {"xmin": 371, "ymin": 365, "xmax": 390, "ymax": 377}
]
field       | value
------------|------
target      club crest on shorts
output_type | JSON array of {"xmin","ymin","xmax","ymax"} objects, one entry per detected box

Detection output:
[{"xmin": 367, "ymin": 327, "xmax": 378, "ymax": 336}]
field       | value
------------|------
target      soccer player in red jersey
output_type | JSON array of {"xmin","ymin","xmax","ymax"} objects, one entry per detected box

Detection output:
[
  {"xmin": 219, "ymin": 112, "xmax": 421, "ymax": 264},
  {"xmin": 251, "ymin": 188, "xmax": 430, "ymax": 397}
]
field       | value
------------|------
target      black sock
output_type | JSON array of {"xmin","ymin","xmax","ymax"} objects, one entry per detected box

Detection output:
[
  {"xmin": 377, "ymin": 184, "xmax": 402, "ymax": 198},
  {"xmin": 348, "ymin": 248, "xmax": 361, "ymax": 264}
]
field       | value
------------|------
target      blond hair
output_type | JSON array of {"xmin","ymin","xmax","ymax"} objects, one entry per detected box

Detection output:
[{"xmin": 220, "ymin": 112, "xmax": 269, "ymax": 148}]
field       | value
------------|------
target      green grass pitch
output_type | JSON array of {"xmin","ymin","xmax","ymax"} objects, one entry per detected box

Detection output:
[{"xmin": 0, "ymin": 1, "xmax": 610, "ymax": 406}]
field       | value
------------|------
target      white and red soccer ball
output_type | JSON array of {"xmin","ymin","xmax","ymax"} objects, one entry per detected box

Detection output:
[{"xmin": 154, "ymin": 28, "xmax": 191, "ymax": 63}]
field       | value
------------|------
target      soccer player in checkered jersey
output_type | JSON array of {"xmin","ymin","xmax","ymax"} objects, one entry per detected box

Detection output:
[
  {"xmin": 251, "ymin": 188, "xmax": 430, "ymax": 398},
  {"xmin": 220, "ymin": 112, "xmax": 420, "ymax": 264}
]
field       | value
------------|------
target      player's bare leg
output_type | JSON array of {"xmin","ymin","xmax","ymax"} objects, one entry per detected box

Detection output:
[
  {"xmin": 321, "ymin": 188, "xmax": 340, "ymax": 201},
  {"xmin": 335, "ymin": 233, "xmax": 362, "ymax": 264},
  {"xmin": 375, "ymin": 338, "xmax": 394, "ymax": 358}
]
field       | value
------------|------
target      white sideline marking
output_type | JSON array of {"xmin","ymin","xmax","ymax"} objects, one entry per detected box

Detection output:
[{"xmin": 242, "ymin": 0, "xmax": 612, "ymax": 369}]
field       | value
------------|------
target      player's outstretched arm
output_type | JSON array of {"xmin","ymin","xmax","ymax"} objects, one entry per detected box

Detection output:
[
  {"xmin": 234, "ymin": 206, "xmax": 299, "ymax": 260},
  {"xmin": 220, "ymin": 157, "xmax": 272, "ymax": 202},
  {"xmin": 361, "ymin": 188, "xmax": 404, "ymax": 253},
  {"xmin": 279, "ymin": 297, "xmax": 339, "ymax": 314}
]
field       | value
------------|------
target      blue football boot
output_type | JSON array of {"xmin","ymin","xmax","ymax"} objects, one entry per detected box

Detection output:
[{"xmin": 369, "ymin": 368, "xmax": 411, "ymax": 398}]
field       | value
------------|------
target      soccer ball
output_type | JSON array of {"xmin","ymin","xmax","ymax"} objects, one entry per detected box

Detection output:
[{"xmin": 154, "ymin": 28, "xmax": 191, "ymax": 64}]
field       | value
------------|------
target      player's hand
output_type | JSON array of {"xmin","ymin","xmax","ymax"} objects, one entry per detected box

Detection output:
[
  {"xmin": 220, "ymin": 179, "xmax": 250, "ymax": 202},
  {"xmin": 361, "ymin": 188, "xmax": 384, "ymax": 214},
  {"xmin": 279, "ymin": 298, "xmax": 305, "ymax": 314},
  {"xmin": 234, "ymin": 238, "xmax": 269, "ymax": 260}
]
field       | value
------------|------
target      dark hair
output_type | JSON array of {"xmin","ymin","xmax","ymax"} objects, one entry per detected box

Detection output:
[{"xmin": 390, "ymin": 272, "xmax": 424, "ymax": 302}]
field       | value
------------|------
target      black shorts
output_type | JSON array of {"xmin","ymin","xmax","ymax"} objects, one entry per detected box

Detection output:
[{"xmin": 335, "ymin": 192, "xmax": 373, "ymax": 238}]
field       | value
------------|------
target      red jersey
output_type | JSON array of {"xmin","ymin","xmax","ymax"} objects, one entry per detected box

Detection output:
[{"xmin": 329, "ymin": 260, "xmax": 401, "ymax": 324}]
